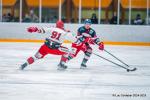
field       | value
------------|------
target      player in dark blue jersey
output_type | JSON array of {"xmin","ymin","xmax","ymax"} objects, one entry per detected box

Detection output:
[{"xmin": 59, "ymin": 19, "xmax": 104, "ymax": 69}]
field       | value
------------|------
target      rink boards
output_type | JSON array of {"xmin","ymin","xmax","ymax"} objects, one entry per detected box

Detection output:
[{"xmin": 0, "ymin": 23, "xmax": 150, "ymax": 46}]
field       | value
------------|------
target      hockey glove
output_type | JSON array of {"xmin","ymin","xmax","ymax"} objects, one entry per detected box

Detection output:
[
  {"xmin": 99, "ymin": 42, "xmax": 104, "ymax": 50},
  {"xmin": 27, "ymin": 27, "xmax": 38, "ymax": 33}
]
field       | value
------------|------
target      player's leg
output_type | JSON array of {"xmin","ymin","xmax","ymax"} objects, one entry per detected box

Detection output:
[
  {"xmin": 58, "ymin": 54, "xmax": 75, "ymax": 70},
  {"xmin": 58, "ymin": 44, "xmax": 80, "ymax": 70},
  {"xmin": 43, "ymin": 45, "xmax": 69, "ymax": 70},
  {"xmin": 80, "ymin": 45, "xmax": 92, "ymax": 69},
  {"xmin": 20, "ymin": 44, "xmax": 47, "ymax": 70},
  {"xmin": 56, "ymin": 46, "xmax": 69, "ymax": 70}
]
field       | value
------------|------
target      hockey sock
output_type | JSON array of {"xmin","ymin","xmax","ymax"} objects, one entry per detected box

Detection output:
[
  {"xmin": 60, "ymin": 55, "xmax": 68, "ymax": 63},
  {"xmin": 67, "ymin": 54, "xmax": 74, "ymax": 61},
  {"xmin": 60, "ymin": 53, "xmax": 74, "ymax": 63},
  {"xmin": 26, "ymin": 56, "xmax": 38, "ymax": 65},
  {"xmin": 81, "ymin": 58, "xmax": 88, "ymax": 65},
  {"xmin": 82, "ymin": 49, "xmax": 92, "ymax": 65}
]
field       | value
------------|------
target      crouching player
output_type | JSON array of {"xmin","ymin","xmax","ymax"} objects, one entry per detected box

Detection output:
[
  {"xmin": 59, "ymin": 19, "xmax": 104, "ymax": 69},
  {"xmin": 20, "ymin": 20, "xmax": 76, "ymax": 70}
]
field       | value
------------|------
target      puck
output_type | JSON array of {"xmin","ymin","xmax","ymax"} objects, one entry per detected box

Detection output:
[{"xmin": 127, "ymin": 69, "xmax": 130, "ymax": 72}]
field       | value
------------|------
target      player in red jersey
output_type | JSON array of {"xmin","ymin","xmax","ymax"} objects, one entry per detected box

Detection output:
[
  {"xmin": 59, "ymin": 19, "xmax": 104, "ymax": 69},
  {"xmin": 20, "ymin": 20, "xmax": 76, "ymax": 70}
]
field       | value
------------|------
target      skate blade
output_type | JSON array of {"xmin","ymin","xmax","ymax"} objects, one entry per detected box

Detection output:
[
  {"xmin": 57, "ymin": 67, "xmax": 67, "ymax": 71},
  {"xmin": 80, "ymin": 67, "xmax": 87, "ymax": 69}
]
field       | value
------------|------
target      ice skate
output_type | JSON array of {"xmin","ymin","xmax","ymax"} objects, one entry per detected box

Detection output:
[
  {"xmin": 80, "ymin": 63, "xmax": 87, "ymax": 69},
  {"xmin": 57, "ymin": 62, "xmax": 67, "ymax": 70},
  {"xmin": 20, "ymin": 63, "xmax": 28, "ymax": 70}
]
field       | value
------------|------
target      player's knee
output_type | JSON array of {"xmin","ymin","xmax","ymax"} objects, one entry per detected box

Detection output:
[
  {"xmin": 27, "ymin": 53, "xmax": 42, "ymax": 64},
  {"xmin": 35, "ymin": 52, "xmax": 43, "ymax": 59},
  {"xmin": 87, "ymin": 48, "xmax": 92, "ymax": 53},
  {"xmin": 84, "ymin": 55, "xmax": 90, "ymax": 60}
]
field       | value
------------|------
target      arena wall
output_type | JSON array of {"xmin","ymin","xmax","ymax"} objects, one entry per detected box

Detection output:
[{"xmin": 0, "ymin": 23, "xmax": 150, "ymax": 46}]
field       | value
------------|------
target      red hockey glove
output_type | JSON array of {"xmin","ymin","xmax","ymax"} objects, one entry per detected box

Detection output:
[
  {"xmin": 99, "ymin": 42, "xmax": 104, "ymax": 50},
  {"xmin": 27, "ymin": 27, "xmax": 38, "ymax": 33}
]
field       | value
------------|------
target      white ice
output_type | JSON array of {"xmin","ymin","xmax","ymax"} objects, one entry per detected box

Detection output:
[{"xmin": 0, "ymin": 42, "xmax": 150, "ymax": 100}]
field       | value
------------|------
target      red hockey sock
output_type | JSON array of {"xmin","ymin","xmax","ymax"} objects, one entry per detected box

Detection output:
[
  {"xmin": 27, "ymin": 57, "xmax": 35, "ymax": 64},
  {"xmin": 60, "ymin": 55, "xmax": 68, "ymax": 63}
]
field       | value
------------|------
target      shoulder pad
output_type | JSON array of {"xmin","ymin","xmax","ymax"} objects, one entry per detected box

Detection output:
[{"xmin": 78, "ymin": 26, "xmax": 85, "ymax": 32}]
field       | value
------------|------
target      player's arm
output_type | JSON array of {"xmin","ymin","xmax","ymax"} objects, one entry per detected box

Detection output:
[
  {"xmin": 27, "ymin": 26, "xmax": 53, "ymax": 34},
  {"xmin": 75, "ymin": 27, "xmax": 89, "ymax": 43},
  {"xmin": 91, "ymin": 33, "xmax": 104, "ymax": 50},
  {"xmin": 64, "ymin": 32, "xmax": 77, "ymax": 43}
]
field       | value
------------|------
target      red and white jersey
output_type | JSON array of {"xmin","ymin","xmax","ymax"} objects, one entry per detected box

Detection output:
[{"xmin": 38, "ymin": 27, "xmax": 76, "ymax": 44}]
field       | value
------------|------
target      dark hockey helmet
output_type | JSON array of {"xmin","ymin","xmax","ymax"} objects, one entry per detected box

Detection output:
[
  {"xmin": 84, "ymin": 19, "xmax": 92, "ymax": 25},
  {"xmin": 56, "ymin": 20, "xmax": 64, "ymax": 29}
]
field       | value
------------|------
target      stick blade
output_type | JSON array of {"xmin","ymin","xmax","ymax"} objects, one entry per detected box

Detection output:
[{"xmin": 127, "ymin": 67, "xmax": 137, "ymax": 72}]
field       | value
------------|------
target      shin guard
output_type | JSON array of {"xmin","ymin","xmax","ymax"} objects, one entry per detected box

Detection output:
[{"xmin": 27, "ymin": 57, "xmax": 35, "ymax": 64}]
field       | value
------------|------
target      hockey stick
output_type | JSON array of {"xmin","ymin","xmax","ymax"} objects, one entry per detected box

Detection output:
[
  {"xmin": 93, "ymin": 53, "xmax": 137, "ymax": 72},
  {"xmin": 104, "ymin": 49, "xmax": 130, "ymax": 67}
]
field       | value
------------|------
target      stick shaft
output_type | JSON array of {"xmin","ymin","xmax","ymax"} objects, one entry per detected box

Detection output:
[
  {"xmin": 104, "ymin": 49, "xmax": 130, "ymax": 67},
  {"xmin": 93, "ymin": 53, "xmax": 129, "ymax": 70}
]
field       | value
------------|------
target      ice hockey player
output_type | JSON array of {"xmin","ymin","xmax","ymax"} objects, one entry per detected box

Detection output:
[
  {"xmin": 20, "ymin": 20, "xmax": 76, "ymax": 70},
  {"xmin": 59, "ymin": 19, "xmax": 104, "ymax": 69}
]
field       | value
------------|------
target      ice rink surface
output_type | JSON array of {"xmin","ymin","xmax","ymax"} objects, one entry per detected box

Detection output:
[{"xmin": 0, "ymin": 42, "xmax": 150, "ymax": 100}]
